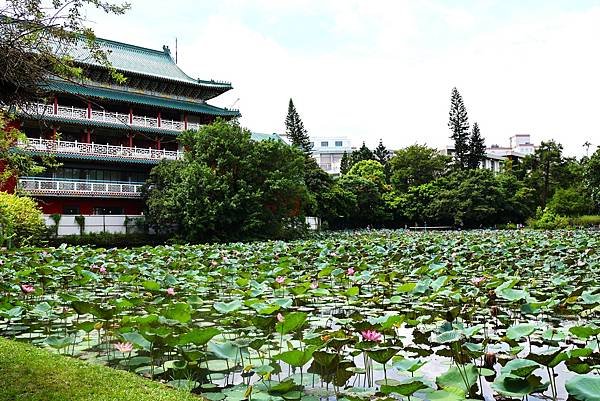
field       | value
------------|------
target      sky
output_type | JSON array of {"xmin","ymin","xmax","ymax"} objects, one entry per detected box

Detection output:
[{"xmin": 86, "ymin": 0, "xmax": 600, "ymax": 157}]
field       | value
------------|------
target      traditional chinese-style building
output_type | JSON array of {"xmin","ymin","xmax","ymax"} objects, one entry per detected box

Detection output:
[{"xmin": 13, "ymin": 38, "xmax": 241, "ymax": 215}]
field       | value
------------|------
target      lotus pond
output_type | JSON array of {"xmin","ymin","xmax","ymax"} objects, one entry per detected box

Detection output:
[{"xmin": 1, "ymin": 230, "xmax": 600, "ymax": 401}]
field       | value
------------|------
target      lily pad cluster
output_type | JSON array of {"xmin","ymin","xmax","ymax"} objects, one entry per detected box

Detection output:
[{"xmin": 1, "ymin": 230, "xmax": 600, "ymax": 400}]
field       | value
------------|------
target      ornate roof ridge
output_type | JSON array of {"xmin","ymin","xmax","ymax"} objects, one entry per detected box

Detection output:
[{"xmin": 74, "ymin": 37, "xmax": 233, "ymax": 89}]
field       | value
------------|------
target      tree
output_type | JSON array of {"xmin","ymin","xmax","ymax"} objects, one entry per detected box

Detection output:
[
  {"xmin": 284, "ymin": 98, "xmax": 312, "ymax": 155},
  {"xmin": 389, "ymin": 144, "xmax": 450, "ymax": 192},
  {"xmin": 340, "ymin": 151, "xmax": 350, "ymax": 175},
  {"xmin": 0, "ymin": 0, "xmax": 129, "ymax": 107},
  {"xmin": 143, "ymin": 119, "xmax": 309, "ymax": 241},
  {"xmin": 353, "ymin": 142, "xmax": 374, "ymax": 163},
  {"xmin": 547, "ymin": 187, "xmax": 594, "ymax": 217},
  {"xmin": 585, "ymin": 147, "xmax": 600, "ymax": 210},
  {"xmin": 467, "ymin": 122, "xmax": 486, "ymax": 169},
  {"xmin": 448, "ymin": 87, "xmax": 470, "ymax": 169},
  {"xmin": 522, "ymin": 140, "xmax": 572, "ymax": 207},
  {"xmin": 347, "ymin": 160, "xmax": 388, "ymax": 190},
  {"xmin": 303, "ymin": 157, "xmax": 334, "ymax": 217},
  {"xmin": 373, "ymin": 139, "xmax": 390, "ymax": 165}
]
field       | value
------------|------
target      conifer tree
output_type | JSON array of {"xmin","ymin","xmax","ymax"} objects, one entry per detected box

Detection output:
[
  {"xmin": 448, "ymin": 87, "xmax": 470, "ymax": 169},
  {"xmin": 340, "ymin": 151, "xmax": 350, "ymax": 175},
  {"xmin": 467, "ymin": 122, "xmax": 486, "ymax": 169},
  {"xmin": 374, "ymin": 139, "xmax": 390, "ymax": 165},
  {"xmin": 284, "ymin": 98, "xmax": 312, "ymax": 156},
  {"xmin": 352, "ymin": 142, "xmax": 374, "ymax": 164}
]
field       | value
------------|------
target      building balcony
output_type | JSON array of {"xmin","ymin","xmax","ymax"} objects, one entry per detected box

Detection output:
[
  {"xmin": 18, "ymin": 138, "xmax": 183, "ymax": 162},
  {"xmin": 19, "ymin": 177, "xmax": 143, "ymax": 198},
  {"xmin": 20, "ymin": 103, "xmax": 202, "ymax": 132}
]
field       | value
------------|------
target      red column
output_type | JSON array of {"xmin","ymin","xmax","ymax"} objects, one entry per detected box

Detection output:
[
  {"xmin": 87, "ymin": 101, "xmax": 91, "ymax": 118},
  {"xmin": 157, "ymin": 111, "xmax": 161, "ymax": 127},
  {"xmin": 53, "ymin": 96, "xmax": 58, "ymax": 114},
  {"xmin": 85, "ymin": 129, "xmax": 91, "ymax": 144},
  {"xmin": 128, "ymin": 133, "xmax": 133, "ymax": 148},
  {"xmin": 129, "ymin": 107, "xmax": 133, "ymax": 124},
  {"xmin": 156, "ymin": 137, "xmax": 161, "ymax": 150},
  {"xmin": 184, "ymin": 112, "xmax": 188, "ymax": 130},
  {"xmin": 52, "ymin": 127, "xmax": 57, "ymax": 140}
]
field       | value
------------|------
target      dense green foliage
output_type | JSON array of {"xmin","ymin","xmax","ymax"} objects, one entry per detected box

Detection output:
[
  {"xmin": 2, "ymin": 230, "xmax": 600, "ymax": 400},
  {"xmin": 318, "ymin": 137, "xmax": 598, "ymax": 229},
  {"xmin": 143, "ymin": 119, "xmax": 308, "ymax": 242},
  {"xmin": 389, "ymin": 145, "xmax": 450, "ymax": 192},
  {"xmin": 0, "ymin": 337, "xmax": 201, "ymax": 401},
  {"xmin": 0, "ymin": 191, "xmax": 45, "ymax": 248}
]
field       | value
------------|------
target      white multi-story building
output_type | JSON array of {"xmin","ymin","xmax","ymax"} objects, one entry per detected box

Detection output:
[
  {"xmin": 309, "ymin": 136, "xmax": 354, "ymax": 175},
  {"xmin": 441, "ymin": 134, "xmax": 538, "ymax": 173},
  {"xmin": 487, "ymin": 134, "xmax": 537, "ymax": 159}
]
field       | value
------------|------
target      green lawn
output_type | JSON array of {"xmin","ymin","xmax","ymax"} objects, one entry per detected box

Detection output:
[{"xmin": 0, "ymin": 337, "xmax": 203, "ymax": 401}]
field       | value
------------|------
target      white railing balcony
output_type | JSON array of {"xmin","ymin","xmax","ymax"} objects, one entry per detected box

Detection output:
[
  {"xmin": 19, "ymin": 178, "xmax": 143, "ymax": 198},
  {"xmin": 18, "ymin": 138, "xmax": 183, "ymax": 161},
  {"xmin": 20, "ymin": 103, "xmax": 202, "ymax": 132}
]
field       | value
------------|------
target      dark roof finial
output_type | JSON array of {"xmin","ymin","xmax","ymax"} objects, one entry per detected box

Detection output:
[{"xmin": 162, "ymin": 45, "xmax": 171, "ymax": 55}]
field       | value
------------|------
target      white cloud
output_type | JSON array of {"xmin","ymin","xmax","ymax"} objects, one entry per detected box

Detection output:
[{"xmin": 87, "ymin": 1, "xmax": 600, "ymax": 156}]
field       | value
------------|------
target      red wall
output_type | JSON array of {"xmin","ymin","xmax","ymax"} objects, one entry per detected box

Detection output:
[{"xmin": 36, "ymin": 197, "xmax": 144, "ymax": 215}]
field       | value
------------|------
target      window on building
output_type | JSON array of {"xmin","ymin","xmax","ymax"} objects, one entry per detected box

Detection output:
[
  {"xmin": 335, "ymin": 141, "xmax": 343, "ymax": 147},
  {"xmin": 63, "ymin": 206, "xmax": 80, "ymax": 215},
  {"xmin": 321, "ymin": 141, "xmax": 328, "ymax": 147}
]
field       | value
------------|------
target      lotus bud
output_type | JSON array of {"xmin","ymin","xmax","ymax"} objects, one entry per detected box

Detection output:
[
  {"xmin": 484, "ymin": 352, "xmax": 497, "ymax": 369},
  {"xmin": 94, "ymin": 322, "xmax": 103, "ymax": 331}
]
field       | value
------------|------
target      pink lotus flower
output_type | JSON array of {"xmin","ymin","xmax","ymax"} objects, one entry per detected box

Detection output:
[
  {"xmin": 275, "ymin": 276, "xmax": 285, "ymax": 284},
  {"xmin": 347, "ymin": 267, "xmax": 355, "ymax": 276},
  {"xmin": 310, "ymin": 281, "xmax": 318, "ymax": 290},
  {"xmin": 99, "ymin": 266, "xmax": 107, "ymax": 274},
  {"xmin": 114, "ymin": 342, "xmax": 134, "ymax": 353},
  {"xmin": 20, "ymin": 284, "xmax": 35, "ymax": 294},
  {"xmin": 166, "ymin": 287, "xmax": 176, "ymax": 296},
  {"xmin": 470, "ymin": 277, "xmax": 485, "ymax": 286},
  {"xmin": 276, "ymin": 313, "xmax": 285, "ymax": 322},
  {"xmin": 361, "ymin": 330, "xmax": 382, "ymax": 342},
  {"xmin": 211, "ymin": 260, "xmax": 218, "ymax": 267},
  {"xmin": 90, "ymin": 264, "xmax": 98, "ymax": 270}
]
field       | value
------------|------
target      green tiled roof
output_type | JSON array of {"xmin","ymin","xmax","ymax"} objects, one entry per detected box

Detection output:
[
  {"xmin": 72, "ymin": 38, "xmax": 232, "ymax": 90},
  {"xmin": 250, "ymin": 132, "xmax": 284, "ymax": 142},
  {"xmin": 48, "ymin": 80, "xmax": 241, "ymax": 117}
]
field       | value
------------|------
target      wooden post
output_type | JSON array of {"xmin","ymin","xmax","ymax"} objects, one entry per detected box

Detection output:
[
  {"xmin": 87, "ymin": 101, "xmax": 91, "ymax": 118},
  {"xmin": 52, "ymin": 127, "xmax": 57, "ymax": 140},
  {"xmin": 53, "ymin": 96, "xmax": 58, "ymax": 114},
  {"xmin": 128, "ymin": 133, "xmax": 133, "ymax": 148},
  {"xmin": 129, "ymin": 107, "xmax": 133, "ymax": 124},
  {"xmin": 85, "ymin": 129, "xmax": 91, "ymax": 144},
  {"xmin": 157, "ymin": 111, "xmax": 161, "ymax": 127},
  {"xmin": 156, "ymin": 137, "xmax": 161, "ymax": 150}
]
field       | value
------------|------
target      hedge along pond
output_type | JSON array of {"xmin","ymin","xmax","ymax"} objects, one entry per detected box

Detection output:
[{"xmin": 1, "ymin": 230, "xmax": 600, "ymax": 401}]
